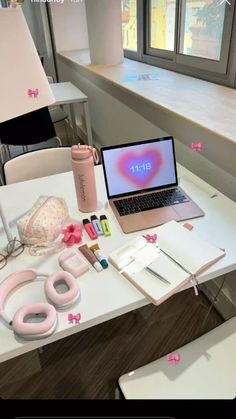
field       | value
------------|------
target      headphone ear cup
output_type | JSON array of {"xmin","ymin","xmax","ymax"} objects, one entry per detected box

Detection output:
[
  {"xmin": 12, "ymin": 303, "xmax": 57, "ymax": 339},
  {"xmin": 45, "ymin": 272, "xmax": 80, "ymax": 309}
]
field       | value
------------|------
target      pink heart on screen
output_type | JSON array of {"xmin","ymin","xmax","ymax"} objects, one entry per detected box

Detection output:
[{"xmin": 117, "ymin": 149, "xmax": 163, "ymax": 188}]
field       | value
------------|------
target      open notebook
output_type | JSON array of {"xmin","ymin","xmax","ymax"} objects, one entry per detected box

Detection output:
[{"xmin": 109, "ymin": 220, "xmax": 225, "ymax": 305}]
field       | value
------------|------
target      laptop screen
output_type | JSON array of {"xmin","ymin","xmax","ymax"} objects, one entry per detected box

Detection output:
[{"xmin": 101, "ymin": 136, "xmax": 178, "ymax": 199}]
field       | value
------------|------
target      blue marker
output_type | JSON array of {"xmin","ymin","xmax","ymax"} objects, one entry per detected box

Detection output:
[{"xmin": 91, "ymin": 215, "xmax": 103, "ymax": 236}]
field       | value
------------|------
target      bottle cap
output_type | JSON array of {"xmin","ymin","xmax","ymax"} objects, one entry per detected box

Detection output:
[
  {"xmin": 100, "ymin": 215, "xmax": 107, "ymax": 221},
  {"xmin": 100, "ymin": 259, "xmax": 109, "ymax": 269},
  {"xmin": 91, "ymin": 215, "xmax": 98, "ymax": 221},
  {"xmin": 71, "ymin": 144, "xmax": 92, "ymax": 160},
  {"xmin": 82, "ymin": 219, "xmax": 90, "ymax": 225},
  {"xmin": 94, "ymin": 261, "xmax": 103, "ymax": 272}
]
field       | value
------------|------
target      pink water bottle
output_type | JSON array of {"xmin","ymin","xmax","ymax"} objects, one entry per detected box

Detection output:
[{"xmin": 71, "ymin": 144, "xmax": 99, "ymax": 212}]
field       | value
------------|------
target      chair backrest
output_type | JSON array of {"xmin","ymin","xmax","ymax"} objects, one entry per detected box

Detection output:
[
  {"xmin": 4, "ymin": 147, "xmax": 72, "ymax": 185},
  {"xmin": 0, "ymin": 107, "xmax": 56, "ymax": 146},
  {"xmin": 118, "ymin": 317, "xmax": 236, "ymax": 399}
]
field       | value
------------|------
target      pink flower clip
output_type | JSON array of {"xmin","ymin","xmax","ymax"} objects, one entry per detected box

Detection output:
[{"xmin": 62, "ymin": 224, "xmax": 82, "ymax": 246}]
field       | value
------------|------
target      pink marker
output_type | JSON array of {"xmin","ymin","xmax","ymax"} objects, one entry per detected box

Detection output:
[{"xmin": 83, "ymin": 219, "xmax": 97, "ymax": 240}]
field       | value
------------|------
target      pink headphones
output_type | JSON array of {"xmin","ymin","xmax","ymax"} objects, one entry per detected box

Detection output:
[{"xmin": 0, "ymin": 269, "xmax": 80, "ymax": 340}]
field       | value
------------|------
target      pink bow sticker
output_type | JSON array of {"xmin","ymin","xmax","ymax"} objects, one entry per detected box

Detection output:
[
  {"xmin": 27, "ymin": 88, "xmax": 39, "ymax": 98},
  {"xmin": 167, "ymin": 353, "xmax": 181, "ymax": 365},
  {"xmin": 68, "ymin": 313, "xmax": 81, "ymax": 324},
  {"xmin": 145, "ymin": 233, "xmax": 157, "ymax": 243},
  {"xmin": 117, "ymin": 149, "xmax": 163, "ymax": 188},
  {"xmin": 191, "ymin": 142, "xmax": 202, "ymax": 152}
]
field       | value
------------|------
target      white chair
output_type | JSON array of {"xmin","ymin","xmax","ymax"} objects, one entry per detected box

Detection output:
[
  {"xmin": 118, "ymin": 318, "xmax": 236, "ymax": 399},
  {"xmin": 3, "ymin": 147, "xmax": 72, "ymax": 185}
]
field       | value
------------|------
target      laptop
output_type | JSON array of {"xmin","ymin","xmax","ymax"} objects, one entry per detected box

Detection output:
[{"xmin": 100, "ymin": 136, "xmax": 204, "ymax": 233}]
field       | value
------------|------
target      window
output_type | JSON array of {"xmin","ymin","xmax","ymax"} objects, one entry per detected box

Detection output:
[
  {"xmin": 121, "ymin": 0, "xmax": 138, "ymax": 51},
  {"xmin": 122, "ymin": 0, "xmax": 236, "ymax": 87},
  {"xmin": 180, "ymin": 0, "xmax": 225, "ymax": 60},
  {"xmin": 149, "ymin": 0, "xmax": 176, "ymax": 51}
]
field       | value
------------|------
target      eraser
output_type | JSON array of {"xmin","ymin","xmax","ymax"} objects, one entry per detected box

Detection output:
[{"xmin": 183, "ymin": 222, "xmax": 193, "ymax": 231}]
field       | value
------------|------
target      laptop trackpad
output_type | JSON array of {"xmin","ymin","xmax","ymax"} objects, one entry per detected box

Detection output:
[
  {"xmin": 172, "ymin": 202, "xmax": 204, "ymax": 220},
  {"xmin": 121, "ymin": 207, "xmax": 178, "ymax": 233}
]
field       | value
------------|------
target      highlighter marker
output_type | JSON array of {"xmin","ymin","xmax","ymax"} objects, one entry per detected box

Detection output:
[
  {"xmin": 100, "ymin": 215, "xmax": 111, "ymax": 236},
  {"xmin": 91, "ymin": 215, "xmax": 103, "ymax": 236},
  {"xmin": 90, "ymin": 244, "xmax": 109, "ymax": 269},
  {"xmin": 82, "ymin": 219, "xmax": 98, "ymax": 240}
]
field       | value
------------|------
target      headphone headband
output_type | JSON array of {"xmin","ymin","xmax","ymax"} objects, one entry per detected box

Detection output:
[{"xmin": 0, "ymin": 269, "xmax": 38, "ymax": 311}]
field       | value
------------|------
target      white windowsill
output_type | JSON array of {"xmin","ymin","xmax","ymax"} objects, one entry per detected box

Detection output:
[{"xmin": 57, "ymin": 49, "xmax": 236, "ymax": 145}]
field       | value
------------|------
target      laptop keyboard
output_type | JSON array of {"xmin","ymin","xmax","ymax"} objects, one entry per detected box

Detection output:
[{"xmin": 114, "ymin": 188, "xmax": 189, "ymax": 216}]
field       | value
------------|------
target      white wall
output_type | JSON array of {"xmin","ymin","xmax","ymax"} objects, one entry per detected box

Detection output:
[
  {"xmin": 22, "ymin": 1, "xmax": 39, "ymax": 49},
  {"xmin": 85, "ymin": 0, "xmax": 123, "ymax": 65},
  {"xmin": 49, "ymin": 2, "xmax": 89, "ymax": 52},
  {"xmin": 21, "ymin": 3, "xmax": 57, "ymax": 78},
  {"xmin": 22, "ymin": 2, "xmax": 47, "ymax": 54}
]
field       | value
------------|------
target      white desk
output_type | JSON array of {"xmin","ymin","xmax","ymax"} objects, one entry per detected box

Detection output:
[
  {"xmin": 0, "ymin": 164, "xmax": 236, "ymax": 363},
  {"xmin": 50, "ymin": 82, "xmax": 93, "ymax": 146}
]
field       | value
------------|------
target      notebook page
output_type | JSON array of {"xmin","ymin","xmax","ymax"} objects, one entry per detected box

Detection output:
[
  {"xmin": 124, "ymin": 252, "xmax": 189, "ymax": 305},
  {"xmin": 120, "ymin": 244, "xmax": 160, "ymax": 275},
  {"xmin": 158, "ymin": 220, "xmax": 224, "ymax": 275}
]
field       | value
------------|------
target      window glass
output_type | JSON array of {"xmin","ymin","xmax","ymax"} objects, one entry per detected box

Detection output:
[
  {"xmin": 150, "ymin": 0, "xmax": 176, "ymax": 51},
  {"xmin": 121, "ymin": 0, "xmax": 137, "ymax": 51},
  {"xmin": 179, "ymin": 0, "xmax": 226, "ymax": 60}
]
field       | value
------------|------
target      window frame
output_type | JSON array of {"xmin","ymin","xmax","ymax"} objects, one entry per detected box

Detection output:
[
  {"xmin": 123, "ymin": 0, "xmax": 143, "ymax": 60},
  {"xmin": 146, "ymin": 0, "xmax": 178, "ymax": 60},
  {"xmin": 123, "ymin": 0, "xmax": 236, "ymax": 88}
]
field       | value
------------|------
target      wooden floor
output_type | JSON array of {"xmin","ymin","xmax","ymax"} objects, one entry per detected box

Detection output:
[{"xmin": 0, "ymin": 288, "xmax": 223, "ymax": 399}]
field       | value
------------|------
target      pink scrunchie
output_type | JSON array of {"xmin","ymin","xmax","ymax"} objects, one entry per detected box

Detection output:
[{"xmin": 62, "ymin": 224, "xmax": 82, "ymax": 246}]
